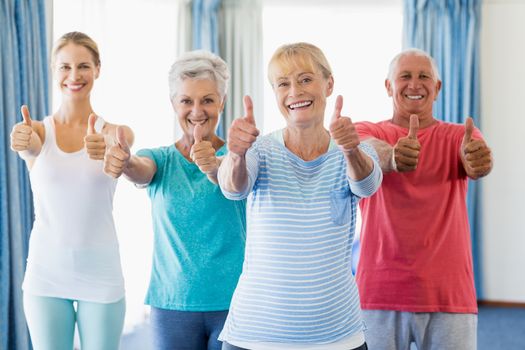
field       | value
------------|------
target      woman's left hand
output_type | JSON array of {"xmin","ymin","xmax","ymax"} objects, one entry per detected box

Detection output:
[
  {"xmin": 84, "ymin": 114, "xmax": 106, "ymax": 160},
  {"xmin": 191, "ymin": 124, "xmax": 219, "ymax": 175}
]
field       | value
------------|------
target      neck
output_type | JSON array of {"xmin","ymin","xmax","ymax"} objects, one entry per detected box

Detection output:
[
  {"xmin": 392, "ymin": 112, "xmax": 437, "ymax": 129},
  {"xmin": 55, "ymin": 99, "xmax": 94, "ymax": 125},
  {"xmin": 284, "ymin": 125, "xmax": 330, "ymax": 161}
]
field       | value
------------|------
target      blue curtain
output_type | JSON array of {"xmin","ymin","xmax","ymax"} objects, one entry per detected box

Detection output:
[
  {"xmin": 191, "ymin": 0, "xmax": 224, "ymax": 137},
  {"xmin": 403, "ymin": 0, "xmax": 483, "ymax": 297},
  {"xmin": 1, "ymin": 0, "xmax": 49, "ymax": 348}
]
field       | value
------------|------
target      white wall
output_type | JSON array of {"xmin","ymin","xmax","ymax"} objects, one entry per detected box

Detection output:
[{"xmin": 481, "ymin": 0, "xmax": 525, "ymax": 302}]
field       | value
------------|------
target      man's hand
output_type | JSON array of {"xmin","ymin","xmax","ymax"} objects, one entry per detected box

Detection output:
[
  {"xmin": 461, "ymin": 117, "xmax": 492, "ymax": 179},
  {"xmin": 393, "ymin": 114, "xmax": 420, "ymax": 172}
]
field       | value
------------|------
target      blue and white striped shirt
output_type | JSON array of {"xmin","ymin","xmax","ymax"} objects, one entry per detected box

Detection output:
[{"xmin": 218, "ymin": 130, "xmax": 382, "ymax": 346}]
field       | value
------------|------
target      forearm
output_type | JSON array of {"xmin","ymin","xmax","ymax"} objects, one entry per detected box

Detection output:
[
  {"xmin": 344, "ymin": 148, "xmax": 374, "ymax": 180},
  {"xmin": 362, "ymin": 138, "xmax": 395, "ymax": 173},
  {"xmin": 122, "ymin": 155, "xmax": 156, "ymax": 185},
  {"xmin": 218, "ymin": 153, "xmax": 250, "ymax": 194}
]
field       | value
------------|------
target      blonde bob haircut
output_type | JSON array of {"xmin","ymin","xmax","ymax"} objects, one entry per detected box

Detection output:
[
  {"xmin": 51, "ymin": 31, "xmax": 100, "ymax": 67},
  {"xmin": 267, "ymin": 42, "xmax": 333, "ymax": 86}
]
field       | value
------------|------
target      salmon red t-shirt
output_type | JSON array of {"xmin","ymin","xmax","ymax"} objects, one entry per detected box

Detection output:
[{"xmin": 355, "ymin": 119, "xmax": 481, "ymax": 314}]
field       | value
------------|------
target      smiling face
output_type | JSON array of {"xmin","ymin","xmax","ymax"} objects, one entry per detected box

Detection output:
[
  {"xmin": 387, "ymin": 53, "xmax": 442, "ymax": 127},
  {"xmin": 270, "ymin": 60, "xmax": 334, "ymax": 129},
  {"xmin": 53, "ymin": 43, "xmax": 100, "ymax": 101},
  {"xmin": 172, "ymin": 78, "xmax": 224, "ymax": 140}
]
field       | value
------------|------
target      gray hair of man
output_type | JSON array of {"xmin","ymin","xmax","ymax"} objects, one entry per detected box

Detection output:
[
  {"xmin": 387, "ymin": 48, "xmax": 441, "ymax": 83},
  {"xmin": 168, "ymin": 50, "xmax": 230, "ymax": 101}
]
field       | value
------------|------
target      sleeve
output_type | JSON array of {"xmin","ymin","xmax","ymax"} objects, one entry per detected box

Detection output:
[
  {"xmin": 348, "ymin": 142, "xmax": 382, "ymax": 198},
  {"xmin": 355, "ymin": 121, "xmax": 379, "ymax": 140},
  {"xmin": 218, "ymin": 143, "xmax": 261, "ymax": 201}
]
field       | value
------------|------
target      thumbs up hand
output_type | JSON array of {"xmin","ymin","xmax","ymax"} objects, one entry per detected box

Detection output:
[
  {"xmin": 227, "ymin": 95, "xmax": 260, "ymax": 158},
  {"xmin": 190, "ymin": 124, "xmax": 219, "ymax": 175},
  {"xmin": 460, "ymin": 117, "xmax": 493, "ymax": 179},
  {"xmin": 84, "ymin": 114, "xmax": 106, "ymax": 160},
  {"xmin": 392, "ymin": 114, "xmax": 421, "ymax": 172},
  {"xmin": 10, "ymin": 105, "xmax": 34, "ymax": 151},
  {"xmin": 103, "ymin": 126, "xmax": 131, "ymax": 178},
  {"xmin": 329, "ymin": 95, "xmax": 360, "ymax": 154}
]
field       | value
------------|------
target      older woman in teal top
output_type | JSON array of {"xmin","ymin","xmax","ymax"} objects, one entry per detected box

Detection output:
[{"xmin": 103, "ymin": 50, "xmax": 246, "ymax": 350}]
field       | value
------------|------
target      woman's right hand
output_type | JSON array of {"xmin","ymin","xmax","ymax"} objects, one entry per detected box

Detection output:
[
  {"xmin": 103, "ymin": 126, "xmax": 131, "ymax": 178},
  {"xmin": 227, "ymin": 96, "xmax": 259, "ymax": 158},
  {"xmin": 10, "ymin": 105, "xmax": 34, "ymax": 152}
]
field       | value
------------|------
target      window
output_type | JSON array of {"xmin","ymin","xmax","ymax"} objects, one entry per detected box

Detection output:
[{"xmin": 262, "ymin": 2, "xmax": 402, "ymax": 133}]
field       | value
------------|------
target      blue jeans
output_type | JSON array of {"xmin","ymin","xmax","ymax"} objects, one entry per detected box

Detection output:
[
  {"xmin": 150, "ymin": 307, "xmax": 229, "ymax": 350},
  {"xmin": 221, "ymin": 342, "xmax": 368, "ymax": 350}
]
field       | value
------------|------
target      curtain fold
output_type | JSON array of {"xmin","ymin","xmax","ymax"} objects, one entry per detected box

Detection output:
[
  {"xmin": 219, "ymin": 0, "xmax": 263, "ymax": 135},
  {"xmin": 1, "ymin": 0, "xmax": 49, "ymax": 349},
  {"xmin": 403, "ymin": 0, "xmax": 483, "ymax": 298}
]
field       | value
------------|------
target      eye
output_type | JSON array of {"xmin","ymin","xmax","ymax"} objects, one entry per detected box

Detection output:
[
  {"xmin": 400, "ymin": 74, "xmax": 411, "ymax": 79},
  {"xmin": 203, "ymin": 98, "xmax": 215, "ymax": 104},
  {"xmin": 300, "ymin": 77, "xmax": 312, "ymax": 84},
  {"xmin": 79, "ymin": 64, "xmax": 91, "ymax": 69},
  {"xmin": 59, "ymin": 65, "xmax": 70, "ymax": 71},
  {"xmin": 180, "ymin": 99, "xmax": 192, "ymax": 104},
  {"xmin": 420, "ymin": 74, "xmax": 430, "ymax": 80},
  {"xmin": 277, "ymin": 81, "xmax": 289, "ymax": 88}
]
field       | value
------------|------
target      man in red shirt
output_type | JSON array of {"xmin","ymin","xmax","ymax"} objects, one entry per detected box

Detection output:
[{"xmin": 355, "ymin": 49, "xmax": 493, "ymax": 350}]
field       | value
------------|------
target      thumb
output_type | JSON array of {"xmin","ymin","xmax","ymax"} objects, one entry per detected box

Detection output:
[
  {"xmin": 243, "ymin": 95, "xmax": 256, "ymax": 126},
  {"xmin": 331, "ymin": 95, "xmax": 343, "ymax": 124},
  {"xmin": 463, "ymin": 117, "xmax": 474, "ymax": 144},
  {"xmin": 193, "ymin": 123, "xmax": 203, "ymax": 143},
  {"xmin": 408, "ymin": 114, "xmax": 419, "ymax": 139},
  {"xmin": 116, "ymin": 126, "xmax": 129, "ymax": 152},
  {"xmin": 87, "ymin": 113, "xmax": 97, "ymax": 135},
  {"xmin": 20, "ymin": 105, "xmax": 32, "ymax": 126}
]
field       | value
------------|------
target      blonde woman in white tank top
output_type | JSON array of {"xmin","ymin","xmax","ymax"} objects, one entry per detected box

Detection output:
[{"xmin": 10, "ymin": 32, "xmax": 134, "ymax": 350}]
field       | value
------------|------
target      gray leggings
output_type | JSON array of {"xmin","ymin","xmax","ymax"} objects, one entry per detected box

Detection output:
[{"xmin": 362, "ymin": 310, "xmax": 477, "ymax": 350}]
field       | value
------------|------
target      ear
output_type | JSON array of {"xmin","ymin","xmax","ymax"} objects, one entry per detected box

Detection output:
[
  {"xmin": 219, "ymin": 95, "xmax": 227, "ymax": 113},
  {"xmin": 94, "ymin": 64, "xmax": 101, "ymax": 79},
  {"xmin": 385, "ymin": 78, "xmax": 393, "ymax": 97},
  {"xmin": 434, "ymin": 80, "xmax": 442, "ymax": 100},
  {"xmin": 326, "ymin": 75, "xmax": 334, "ymax": 97}
]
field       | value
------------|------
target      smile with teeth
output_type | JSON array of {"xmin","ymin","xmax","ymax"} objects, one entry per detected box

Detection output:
[
  {"xmin": 406, "ymin": 95, "xmax": 423, "ymax": 100},
  {"xmin": 66, "ymin": 84, "xmax": 85, "ymax": 91},
  {"xmin": 288, "ymin": 101, "xmax": 312, "ymax": 110},
  {"xmin": 189, "ymin": 119, "xmax": 207, "ymax": 125}
]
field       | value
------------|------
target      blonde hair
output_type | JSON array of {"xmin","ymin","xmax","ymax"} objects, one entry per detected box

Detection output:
[
  {"xmin": 51, "ymin": 31, "xmax": 100, "ymax": 67},
  {"xmin": 267, "ymin": 42, "xmax": 332, "ymax": 84}
]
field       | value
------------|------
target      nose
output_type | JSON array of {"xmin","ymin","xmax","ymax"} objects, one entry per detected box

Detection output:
[
  {"xmin": 407, "ymin": 78, "xmax": 421, "ymax": 89},
  {"xmin": 289, "ymin": 81, "xmax": 303, "ymax": 97},
  {"xmin": 69, "ymin": 67, "xmax": 82, "ymax": 81},
  {"xmin": 191, "ymin": 103, "xmax": 204, "ymax": 117}
]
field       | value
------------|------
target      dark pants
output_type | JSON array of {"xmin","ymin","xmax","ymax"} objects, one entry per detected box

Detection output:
[
  {"xmin": 222, "ymin": 341, "xmax": 368, "ymax": 350},
  {"xmin": 150, "ymin": 307, "xmax": 228, "ymax": 350}
]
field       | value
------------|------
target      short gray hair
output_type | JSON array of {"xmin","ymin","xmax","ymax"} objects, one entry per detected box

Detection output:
[
  {"xmin": 168, "ymin": 50, "xmax": 230, "ymax": 101},
  {"xmin": 387, "ymin": 48, "xmax": 441, "ymax": 82}
]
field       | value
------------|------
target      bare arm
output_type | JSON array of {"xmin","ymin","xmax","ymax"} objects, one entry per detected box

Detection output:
[
  {"xmin": 218, "ymin": 95, "xmax": 259, "ymax": 194},
  {"xmin": 218, "ymin": 153, "xmax": 250, "ymax": 193},
  {"xmin": 361, "ymin": 138, "xmax": 396, "ymax": 173},
  {"xmin": 122, "ymin": 155, "xmax": 158, "ymax": 185}
]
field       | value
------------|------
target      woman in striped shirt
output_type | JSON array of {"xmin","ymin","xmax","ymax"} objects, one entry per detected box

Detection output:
[{"xmin": 217, "ymin": 42, "xmax": 382, "ymax": 350}]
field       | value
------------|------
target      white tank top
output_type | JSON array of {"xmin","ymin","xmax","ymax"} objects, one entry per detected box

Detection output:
[{"xmin": 22, "ymin": 116, "xmax": 125, "ymax": 303}]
